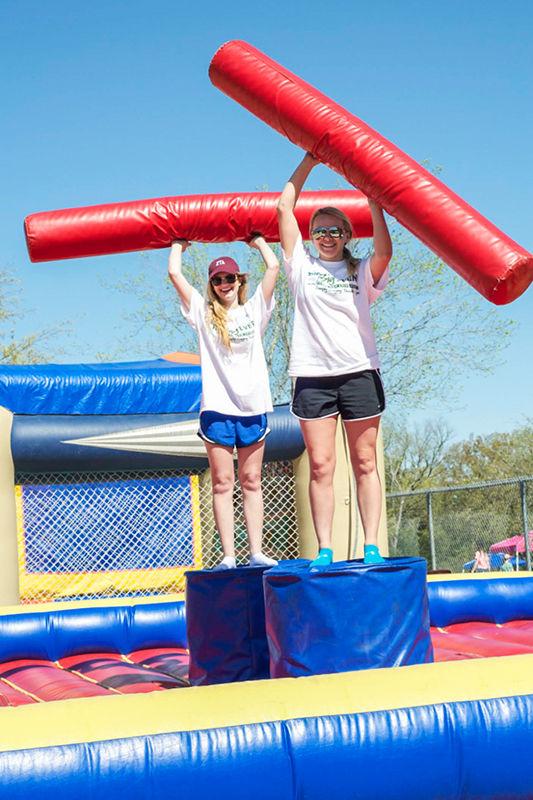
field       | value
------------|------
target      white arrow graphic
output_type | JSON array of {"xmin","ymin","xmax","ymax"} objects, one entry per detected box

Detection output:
[{"xmin": 62, "ymin": 418, "xmax": 210, "ymax": 458}]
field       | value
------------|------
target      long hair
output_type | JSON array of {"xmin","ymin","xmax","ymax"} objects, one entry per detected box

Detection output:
[
  {"xmin": 310, "ymin": 206, "xmax": 360, "ymax": 277},
  {"xmin": 206, "ymin": 275, "xmax": 248, "ymax": 349}
]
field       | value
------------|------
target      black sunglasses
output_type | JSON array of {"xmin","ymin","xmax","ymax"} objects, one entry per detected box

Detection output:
[
  {"xmin": 311, "ymin": 225, "xmax": 346, "ymax": 240},
  {"xmin": 211, "ymin": 274, "xmax": 238, "ymax": 286}
]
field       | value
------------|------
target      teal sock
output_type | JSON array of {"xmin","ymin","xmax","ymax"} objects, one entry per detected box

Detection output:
[
  {"xmin": 309, "ymin": 548, "xmax": 333, "ymax": 569},
  {"xmin": 364, "ymin": 545, "xmax": 385, "ymax": 565}
]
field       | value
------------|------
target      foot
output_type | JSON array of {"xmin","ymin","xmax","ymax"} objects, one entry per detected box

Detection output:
[
  {"xmin": 249, "ymin": 552, "xmax": 278, "ymax": 568},
  {"xmin": 364, "ymin": 545, "xmax": 385, "ymax": 565},
  {"xmin": 212, "ymin": 556, "xmax": 237, "ymax": 571},
  {"xmin": 309, "ymin": 548, "xmax": 333, "ymax": 569}
]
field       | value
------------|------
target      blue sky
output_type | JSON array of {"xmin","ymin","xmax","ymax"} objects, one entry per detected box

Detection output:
[{"xmin": 1, "ymin": 0, "xmax": 532, "ymax": 441}]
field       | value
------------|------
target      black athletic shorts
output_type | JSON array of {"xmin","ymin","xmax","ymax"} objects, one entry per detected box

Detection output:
[{"xmin": 291, "ymin": 369, "xmax": 385, "ymax": 421}]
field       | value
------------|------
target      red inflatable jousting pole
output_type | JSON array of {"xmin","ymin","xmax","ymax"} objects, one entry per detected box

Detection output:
[
  {"xmin": 209, "ymin": 40, "xmax": 533, "ymax": 305},
  {"xmin": 24, "ymin": 191, "xmax": 373, "ymax": 263}
]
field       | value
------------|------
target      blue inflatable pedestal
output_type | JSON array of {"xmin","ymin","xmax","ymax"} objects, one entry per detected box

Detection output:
[
  {"xmin": 263, "ymin": 557, "xmax": 434, "ymax": 678},
  {"xmin": 185, "ymin": 566, "xmax": 270, "ymax": 686}
]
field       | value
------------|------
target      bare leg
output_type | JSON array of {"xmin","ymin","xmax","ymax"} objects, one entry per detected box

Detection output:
[
  {"xmin": 205, "ymin": 442, "xmax": 235, "ymax": 558},
  {"xmin": 299, "ymin": 416, "xmax": 338, "ymax": 550},
  {"xmin": 237, "ymin": 439, "xmax": 266, "ymax": 556},
  {"xmin": 344, "ymin": 416, "xmax": 382, "ymax": 547}
]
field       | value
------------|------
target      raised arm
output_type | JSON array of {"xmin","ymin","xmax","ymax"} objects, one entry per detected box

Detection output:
[
  {"xmin": 368, "ymin": 200, "xmax": 392, "ymax": 285},
  {"xmin": 168, "ymin": 240, "xmax": 193, "ymax": 311},
  {"xmin": 248, "ymin": 235, "xmax": 280, "ymax": 305},
  {"xmin": 277, "ymin": 152, "xmax": 318, "ymax": 259}
]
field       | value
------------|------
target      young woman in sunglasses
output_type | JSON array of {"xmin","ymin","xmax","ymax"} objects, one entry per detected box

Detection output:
[
  {"xmin": 277, "ymin": 152, "xmax": 392, "ymax": 568},
  {"xmin": 168, "ymin": 236, "xmax": 279, "ymax": 571}
]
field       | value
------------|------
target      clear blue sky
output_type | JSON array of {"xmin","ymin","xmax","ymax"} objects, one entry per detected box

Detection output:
[{"xmin": 1, "ymin": 0, "xmax": 532, "ymax": 441}]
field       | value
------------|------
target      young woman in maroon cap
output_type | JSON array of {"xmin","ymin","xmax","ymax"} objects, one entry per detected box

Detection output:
[
  {"xmin": 168, "ymin": 237, "xmax": 279, "ymax": 571},
  {"xmin": 278, "ymin": 153, "xmax": 392, "ymax": 568}
]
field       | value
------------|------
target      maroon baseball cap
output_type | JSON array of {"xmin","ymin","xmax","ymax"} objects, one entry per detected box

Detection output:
[{"xmin": 208, "ymin": 256, "xmax": 240, "ymax": 279}]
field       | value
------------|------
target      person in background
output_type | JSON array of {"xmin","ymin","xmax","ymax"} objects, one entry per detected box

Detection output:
[
  {"xmin": 501, "ymin": 553, "xmax": 514, "ymax": 572},
  {"xmin": 471, "ymin": 547, "xmax": 490, "ymax": 573}
]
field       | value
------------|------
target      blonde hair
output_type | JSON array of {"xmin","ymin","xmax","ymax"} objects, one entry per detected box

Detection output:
[
  {"xmin": 206, "ymin": 275, "xmax": 248, "ymax": 349},
  {"xmin": 310, "ymin": 206, "xmax": 360, "ymax": 277}
]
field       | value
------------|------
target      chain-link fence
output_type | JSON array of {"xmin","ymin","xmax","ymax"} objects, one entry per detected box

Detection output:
[
  {"xmin": 197, "ymin": 460, "xmax": 298, "ymax": 568},
  {"xmin": 387, "ymin": 476, "xmax": 533, "ymax": 573},
  {"xmin": 20, "ymin": 462, "xmax": 528, "ymax": 602},
  {"xmin": 15, "ymin": 461, "xmax": 298, "ymax": 603}
]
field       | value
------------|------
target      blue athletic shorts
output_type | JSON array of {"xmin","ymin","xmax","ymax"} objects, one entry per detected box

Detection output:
[{"xmin": 198, "ymin": 411, "xmax": 269, "ymax": 448}]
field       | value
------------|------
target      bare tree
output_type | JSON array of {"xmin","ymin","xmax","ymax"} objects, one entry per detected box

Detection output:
[
  {"xmin": 0, "ymin": 270, "xmax": 68, "ymax": 364},
  {"xmin": 383, "ymin": 418, "xmax": 454, "ymax": 552},
  {"xmin": 371, "ymin": 225, "xmax": 513, "ymax": 411},
  {"xmin": 104, "ymin": 222, "xmax": 514, "ymax": 409}
]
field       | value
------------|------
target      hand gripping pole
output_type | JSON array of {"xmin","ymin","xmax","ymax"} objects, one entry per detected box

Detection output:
[
  {"xmin": 209, "ymin": 40, "xmax": 533, "ymax": 305},
  {"xmin": 25, "ymin": 191, "xmax": 372, "ymax": 263}
]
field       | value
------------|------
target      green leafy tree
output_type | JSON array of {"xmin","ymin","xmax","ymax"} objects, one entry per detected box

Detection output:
[
  {"xmin": 385, "ymin": 420, "xmax": 533, "ymax": 567},
  {"xmin": 440, "ymin": 422, "xmax": 533, "ymax": 484},
  {"xmin": 435, "ymin": 422, "xmax": 533, "ymax": 562}
]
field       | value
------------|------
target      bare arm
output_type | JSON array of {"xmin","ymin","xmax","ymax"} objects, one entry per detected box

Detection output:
[
  {"xmin": 277, "ymin": 152, "xmax": 319, "ymax": 259},
  {"xmin": 368, "ymin": 200, "xmax": 392, "ymax": 285},
  {"xmin": 249, "ymin": 235, "xmax": 280, "ymax": 305},
  {"xmin": 168, "ymin": 240, "xmax": 193, "ymax": 311}
]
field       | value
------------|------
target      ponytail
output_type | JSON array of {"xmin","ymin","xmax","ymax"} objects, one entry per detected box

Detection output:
[
  {"xmin": 343, "ymin": 245, "xmax": 361, "ymax": 278},
  {"xmin": 205, "ymin": 275, "xmax": 248, "ymax": 350}
]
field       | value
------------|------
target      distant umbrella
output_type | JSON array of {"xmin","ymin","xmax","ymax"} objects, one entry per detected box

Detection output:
[{"xmin": 489, "ymin": 532, "xmax": 533, "ymax": 554}]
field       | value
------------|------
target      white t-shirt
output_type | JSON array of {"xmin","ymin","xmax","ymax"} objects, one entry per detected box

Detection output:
[
  {"xmin": 283, "ymin": 236, "xmax": 389, "ymax": 377},
  {"xmin": 181, "ymin": 286, "xmax": 275, "ymax": 416}
]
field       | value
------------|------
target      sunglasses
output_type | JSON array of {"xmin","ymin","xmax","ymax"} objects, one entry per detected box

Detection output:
[
  {"xmin": 311, "ymin": 225, "xmax": 347, "ymax": 240},
  {"xmin": 211, "ymin": 274, "xmax": 238, "ymax": 286}
]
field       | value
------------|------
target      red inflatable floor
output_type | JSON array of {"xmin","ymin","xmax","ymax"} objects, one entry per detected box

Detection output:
[
  {"xmin": 2, "ymin": 625, "xmax": 532, "ymax": 706},
  {"xmin": 0, "ymin": 646, "xmax": 189, "ymax": 706},
  {"xmin": 431, "ymin": 621, "xmax": 533, "ymax": 662}
]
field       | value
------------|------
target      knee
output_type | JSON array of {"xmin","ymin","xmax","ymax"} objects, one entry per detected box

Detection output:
[
  {"xmin": 239, "ymin": 470, "xmax": 262, "ymax": 493},
  {"xmin": 352, "ymin": 449, "xmax": 377, "ymax": 479},
  {"xmin": 212, "ymin": 473, "xmax": 234, "ymax": 496},
  {"xmin": 309, "ymin": 455, "xmax": 336, "ymax": 483}
]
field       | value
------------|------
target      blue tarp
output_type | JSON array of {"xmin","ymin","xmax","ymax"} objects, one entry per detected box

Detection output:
[
  {"xmin": 185, "ymin": 566, "xmax": 271, "ymax": 686},
  {"xmin": 264, "ymin": 557, "xmax": 434, "ymax": 678},
  {"xmin": 0, "ymin": 360, "xmax": 202, "ymax": 415}
]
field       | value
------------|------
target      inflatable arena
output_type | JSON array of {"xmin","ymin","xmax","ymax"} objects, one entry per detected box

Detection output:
[{"xmin": 1, "ymin": 41, "xmax": 532, "ymax": 800}]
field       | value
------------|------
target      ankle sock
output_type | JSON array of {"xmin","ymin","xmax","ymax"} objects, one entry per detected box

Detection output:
[
  {"xmin": 364, "ymin": 545, "xmax": 385, "ymax": 565},
  {"xmin": 249, "ymin": 552, "xmax": 278, "ymax": 568},
  {"xmin": 309, "ymin": 548, "xmax": 333, "ymax": 569},
  {"xmin": 212, "ymin": 556, "xmax": 236, "ymax": 571}
]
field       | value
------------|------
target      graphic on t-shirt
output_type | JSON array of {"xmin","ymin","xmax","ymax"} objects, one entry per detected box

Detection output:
[
  {"xmin": 207, "ymin": 310, "xmax": 255, "ymax": 344},
  {"xmin": 181, "ymin": 287, "xmax": 274, "ymax": 415},
  {"xmin": 307, "ymin": 269, "xmax": 359, "ymax": 296},
  {"xmin": 227, "ymin": 315, "xmax": 255, "ymax": 342}
]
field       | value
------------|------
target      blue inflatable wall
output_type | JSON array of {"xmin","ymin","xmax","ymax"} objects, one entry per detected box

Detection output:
[
  {"xmin": 1, "ymin": 359, "xmax": 305, "ymax": 472},
  {"xmin": 1, "ymin": 582, "xmax": 532, "ymax": 799},
  {"xmin": 0, "ymin": 359, "xmax": 202, "ymax": 415},
  {"xmin": 427, "ymin": 575, "xmax": 533, "ymax": 626}
]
